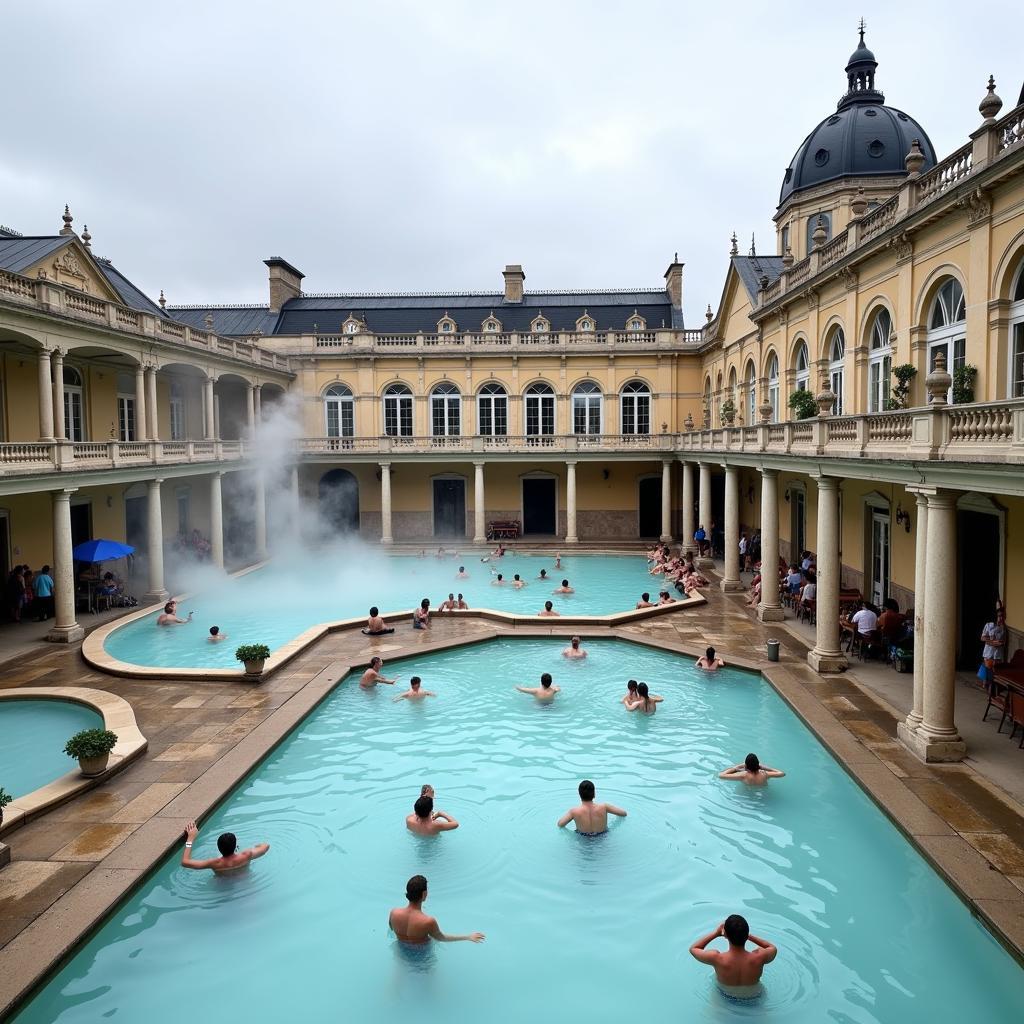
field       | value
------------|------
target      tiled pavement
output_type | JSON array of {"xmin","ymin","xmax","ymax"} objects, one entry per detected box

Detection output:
[{"xmin": 1, "ymin": 573, "xmax": 1023, "ymax": 1013}]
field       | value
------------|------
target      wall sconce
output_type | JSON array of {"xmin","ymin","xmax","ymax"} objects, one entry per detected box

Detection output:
[
  {"xmin": 602, "ymin": 468, "xmax": 610, "ymax": 480},
  {"xmin": 784, "ymin": 489, "xmax": 791, "ymax": 503},
  {"xmin": 661, "ymin": 422, "xmax": 668, "ymax": 433},
  {"xmin": 895, "ymin": 504, "xmax": 912, "ymax": 533}
]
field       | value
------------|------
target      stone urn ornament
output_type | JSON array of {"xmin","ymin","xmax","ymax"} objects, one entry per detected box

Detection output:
[
  {"xmin": 815, "ymin": 374, "xmax": 837, "ymax": 417},
  {"xmin": 925, "ymin": 350, "xmax": 952, "ymax": 406}
]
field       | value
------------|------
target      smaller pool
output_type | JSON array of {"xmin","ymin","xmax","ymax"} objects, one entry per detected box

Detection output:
[{"xmin": 0, "ymin": 700, "xmax": 103, "ymax": 798}]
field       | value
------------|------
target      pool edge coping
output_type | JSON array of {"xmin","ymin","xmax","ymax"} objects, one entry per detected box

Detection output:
[{"xmin": 2, "ymin": 627, "xmax": 1023, "ymax": 1018}]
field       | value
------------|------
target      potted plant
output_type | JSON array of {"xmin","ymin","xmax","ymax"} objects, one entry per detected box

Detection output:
[
  {"xmin": 787, "ymin": 389, "xmax": 817, "ymax": 420},
  {"xmin": 236, "ymin": 643, "xmax": 271, "ymax": 677},
  {"xmin": 0, "ymin": 786, "xmax": 12, "ymax": 827},
  {"xmin": 64, "ymin": 729, "xmax": 118, "ymax": 778},
  {"xmin": 720, "ymin": 399, "xmax": 736, "ymax": 425},
  {"xmin": 887, "ymin": 364, "xmax": 917, "ymax": 410},
  {"xmin": 952, "ymin": 364, "xmax": 977, "ymax": 404}
]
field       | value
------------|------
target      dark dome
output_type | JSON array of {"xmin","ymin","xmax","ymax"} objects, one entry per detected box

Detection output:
[{"xmin": 779, "ymin": 30, "xmax": 937, "ymax": 206}]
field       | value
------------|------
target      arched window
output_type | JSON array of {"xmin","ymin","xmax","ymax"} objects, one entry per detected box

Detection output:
[
  {"xmin": 828, "ymin": 328, "xmax": 845, "ymax": 415},
  {"xmin": 525, "ymin": 382, "xmax": 555, "ymax": 437},
  {"xmin": 116, "ymin": 372, "xmax": 137, "ymax": 442},
  {"xmin": 794, "ymin": 340, "xmax": 810, "ymax": 392},
  {"xmin": 620, "ymin": 380, "xmax": 650, "ymax": 435},
  {"xmin": 324, "ymin": 383, "xmax": 354, "ymax": 438},
  {"xmin": 745, "ymin": 361, "xmax": 757, "ymax": 424},
  {"xmin": 927, "ymin": 277, "xmax": 966, "ymax": 403},
  {"xmin": 703, "ymin": 377, "xmax": 712, "ymax": 428},
  {"xmin": 572, "ymin": 380, "xmax": 602, "ymax": 435},
  {"xmin": 868, "ymin": 308, "xmax": 892, "ymax": 413},
  {"xmin": 1010, "ymin": 264, "xmax": 1024, "ymax": 398},
  {"xmin": 63, "ymin": 365, "xmax": 85, "ymax": 441},
  {"xmin": 766, "ymin": 353, "xmax": 780, "ymax": 421},
  {"xmin": 383, "ymin": 382, "xmax": 413, "ymax": 437},
  {"xmin": 477, "ymin": 382, "xmax": 507, "ymax": 437},
  {"xmin": 430, "ymin": 381, "xmax": 461, "ymax": 437},
  {"xmin": 727, "ymin": 366, "xmax": 738, "ymax": 410}
]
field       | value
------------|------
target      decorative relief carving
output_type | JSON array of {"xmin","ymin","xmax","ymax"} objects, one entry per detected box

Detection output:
[
  {"xmin": 804, "ymin": 287, "xmax": 820, "ymax": 310},
  {"xmin": 840, "ymin": 266, "xmax": 859, "ymax": 291},
  {"xmin": 957, "ymin": 187, "xmax": 991, "ymax": 225},
  {"xmin": 888, "ymin": 232, "xmax": 913, "ymax": 261}
]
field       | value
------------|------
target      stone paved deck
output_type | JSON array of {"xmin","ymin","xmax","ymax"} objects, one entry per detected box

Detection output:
[{"xmin": 1, "ymin": 570, "xmax": 1023, "ymax": 1014}]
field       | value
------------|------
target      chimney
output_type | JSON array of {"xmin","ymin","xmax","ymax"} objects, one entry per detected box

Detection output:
[
  {"xmin": 264, "ymin": 257, "xmax": 305, "ymax": 312},
  {"xmin": 664, "ymin": 254, "xmax": 684, "ymax": 312},
  {"xmin": 502, "ymin": 264, "xmax": 525, "ymax": 303}
]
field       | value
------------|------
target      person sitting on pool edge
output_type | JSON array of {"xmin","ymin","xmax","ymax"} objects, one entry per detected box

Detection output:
[
  {"xmin": 405, "ymin": 794, "xmax": 458, "ymax": 835},
  {"xmin": 181, "ymin": 820, "xmax": 269, "ymax": 874},
  {"xmin": 562, "ymin": 636, "xmax": 587, "ymax": 658},
  {"xmin": 413, "ymin": 598, "xmax": 431, "ymax": 629},
  {"xmin": 359, "ymin": 656, "xmax": 398, "ymax": 688},
  {"xmin": 553, "ymin": 578, "xmax": 574, "ymax": 594},
  {"xmin": 516, "ymin": 672, "xmax": 560, "ymax": 701},
  {"xmin": 363, "ymin": 606, "xmax": 395, "ymax": 636},
  {"xmin": 208, "ymin": 626, "xmax": 228, "ymax": 642},
  {"xmin": 538, "ymin": 600, "xmax": 560, "ymax": 617},
  {"xmin": 719, "ymin": 753, "xmax": 785, "ymax": 786},
  {"xmin": 557, "ymin": 780, "xmax": 627, "ymax": 836},
  {"xmin": 696, "ymin": 646, "xmax": 725, "ymax": 671},
  {"xmin": 389, "ymin": 875, "xmax": 484, "ymax": 945},
  {"xmin": 394, "ymin": 676, "xmax": 436, "ymax": 702},
  {"xmin": 689, "ymin": 914, "xmax": 777, "ymax": 1000}
]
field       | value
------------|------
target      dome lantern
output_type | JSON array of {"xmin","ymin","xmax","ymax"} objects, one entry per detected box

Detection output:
[{"xmin": 839, "ymin": 19, "xmax": 884, "ymax": 110}]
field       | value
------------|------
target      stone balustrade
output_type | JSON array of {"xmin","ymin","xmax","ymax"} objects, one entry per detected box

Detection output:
[{"xmin": 298, "ymin": 433, "xmax": 678, "ymax": 456}]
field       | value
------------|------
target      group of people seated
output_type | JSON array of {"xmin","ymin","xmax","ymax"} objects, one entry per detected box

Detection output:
[
  {"xmin": 646, "ymin": 545, "xmax": 709, "ymax": 596},
  {"xmin": 841, "ymin": 598, "xmax": 909, "ymax": 658}
]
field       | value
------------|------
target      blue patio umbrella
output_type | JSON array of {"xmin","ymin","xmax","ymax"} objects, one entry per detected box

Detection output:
[{"xmin": 72, "ymin": 539, "xmax": 135, "ymax": 563}]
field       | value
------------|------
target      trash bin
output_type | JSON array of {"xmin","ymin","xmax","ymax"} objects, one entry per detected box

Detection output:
[{"xmin": 766, "ymin": 639, "xmax": 780, "ymax": 662}]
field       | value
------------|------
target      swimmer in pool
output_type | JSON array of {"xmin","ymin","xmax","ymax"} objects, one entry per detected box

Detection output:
[
  {"xmin": 625, "ymin": 681, "xmax": 663, "ymax": 714},
  {"xmin": 554, "ymin": 553, "xmax": 562, "ymax": 569},
  {"xmin": 538, "ymin": 600, "xmax": 560, "ymax": 617},
  {"xmin": 180, "ymin": 820, "xmax": 269, "ymax": 874},
  {"xmin": 621, "ymin": 679, "xmax": 639, "ymax": 705},
  {"xmin": 696, "ymin": 646, "xmax": 725, "ymax": 671},
  {"xmin": 537, "ymin": 568, "xmax": 549, "ymax": 581},
  {"xmin": 359, "ymin": 656, "xmax": 398, "ymax": 688},
  {"xmin": 562, "ymin": 636, "xmax": 587, "ymax": 659},
  {"xmin": 719, "ymin": 753, "xmax": 785, "ymax": 786},
  {"xmin": 516, "ymin": 672, "xmax": 560, "ymax": 701},
  {"xmin": 689, "ymin": 915, "xmax": 777, "ymax": 999},
  {"xmin": 438, "ymin": 593, "xmax": 456, "ymax": 612},
  {"xmin": 456, "ymin": 566, "xmax": 470, "ymax": 579},
  {"xmin": 208, "ymin": 626, "xmax": 228, "ymax": 642},
  {"xmin": 556, "ymin": 780, "xmax": 627, "ymax": 835},
  {"xmin": 362, "ymin": 606, "xmax": 395, "ymax": 636},
  {"xmin": 420, "ymin": 784, "xmax": 434, "ymax": 799},
  {"xmin": 157, "ymin": 600, "xmax": 192, "ymax": 626},
  {"xmin": 388, "ymin": 875, "xmax": 484, "ymax": 945},
  {"xmin": 394, "ymin": 676, "xmax": 436, "ymax": 702},
  {"xmin": 492, "ymin": 573, "xmax": 506, "ymax": 585},
  {"xmin": 553, "ymin": 579, "xmax": 574, "ymax": 594},
  {"xmin": 456, "ymin": 594, "xmax": 469, "ymax": 609},
  {"xmin": 512, "ymin": 574, "xmax": 527, "ymax": 589},
  {"xmin": 636, "ymin": 592, "xmax": 656, "ymax": 608},
  {"xmin": 405, "ymin": 795, "xmax": 457, "ymax": 834}
]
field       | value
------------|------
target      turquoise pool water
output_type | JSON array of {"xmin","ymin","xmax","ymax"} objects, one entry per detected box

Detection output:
[
  {"xmin": 14, "ymin": 639, "xmax": 1023, "ymax": 1022},
  {"xmin": 105, "ymin": 550, "xmax": 673, "ymax": 668},
  {"xmin": 0, "ymin": 700, "xmax": 102, "ymax": 798}
]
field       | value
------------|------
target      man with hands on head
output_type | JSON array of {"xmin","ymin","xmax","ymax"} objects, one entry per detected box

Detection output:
[{"xmin": 689, "ymin": 914, "xmax": 777, "ymax": 999}]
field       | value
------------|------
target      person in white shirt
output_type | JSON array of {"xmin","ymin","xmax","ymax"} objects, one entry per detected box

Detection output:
[{"xmin": 850, "ymin": 601, "xmax": 878, "ymax": 636}]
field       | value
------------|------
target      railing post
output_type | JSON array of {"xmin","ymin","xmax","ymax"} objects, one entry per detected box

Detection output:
[
  {"xmin": 108, "ymin": 440, "xmax": 120, "ymax": 467},
  {"xmin": 856, "ymin": 416, "xmax": 868, "ymax": 454}
]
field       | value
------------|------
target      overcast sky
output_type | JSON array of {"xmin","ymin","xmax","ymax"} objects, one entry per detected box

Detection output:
[{"xmin": 3, "ymin": 2, "xmax": 1020, "ymax": 321}]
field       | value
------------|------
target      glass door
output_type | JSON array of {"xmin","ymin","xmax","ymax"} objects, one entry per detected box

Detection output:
[{"xmin": 871, "ymin": 512, "xmax": 890, "ymax": 607}]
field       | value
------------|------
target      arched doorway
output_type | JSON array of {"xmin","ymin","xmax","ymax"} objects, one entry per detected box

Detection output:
[
  {"xmin": 319, "ymin": 470, "xmax": 359, "ymax": 533},
  {"xmin": 638, "ymin": 476, "xmax": 661, "ymax": 538}
]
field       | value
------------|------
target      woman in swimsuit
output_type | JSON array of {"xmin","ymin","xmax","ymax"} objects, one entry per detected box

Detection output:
[
  {"xmin": 621, "ymin": 679, "xmax": 639, "ymax": 706},
  {"xmin": 626, "ymin": 681, "xmax": 664, "ymax": 714}
]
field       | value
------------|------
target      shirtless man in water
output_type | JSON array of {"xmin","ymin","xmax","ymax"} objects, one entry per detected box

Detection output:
[
  {"xmin": 562, "ymin": 636, "xmax": 587, "ymax": 658},
  {"xmin": 516, "ymin": 672, "xmax": 560, "ymax": 701},
  {"xmin": 180, "ymin": 820, "xmax": 269, "ymax": 874},
  {"xmin": 557, "ymin": 780, "xmax": 627, "ymax": 835},
  {"xmin": 359, "ymin": 656, "xmax": 397, "ymax": 688},
  {"xmin": 388, "ymin": 875, "xmax": 484, "ymax": 945},
  {"xmin": 405, "ymin": 795, "xmax": 458, "ymax": 835},
  {"xmin": 719, "ymin": 753, "xmax": 785, "ymax": 786},
  {"xmin": 689, "ymin": 915, "xmax": 777, "ymax": 1000},
  {"xmin": 394, "ymin": 676, "xmax": 436, "ymax": 701},
  {"xmin": 157, "ymin": 600, "xmax": 192, "ymax": 626}
]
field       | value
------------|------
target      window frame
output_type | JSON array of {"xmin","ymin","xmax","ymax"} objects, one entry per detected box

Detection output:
[
  {"xmin": 477, "ymin": 382, "xmax": 508, "ymax": 437},
  {"xmin": 766, "ymin": 353, "xmax": 780, "ymax": 421},
  {"xmin": 828, "ymin": 328, "xmax": 845, "ymax": 415},
  {"xmin": 430, "ymin": 381, "xmax": 461, "ymax": 437},
  {"xmin": 382, "ymin": 383, "xmax": 413, "ymax": 437},
  {"xmin": 524, "ymin": 381, "xmax": 555, "ymax": 437},
  {"xmin": 1010, "ymin": 264, "xmax": 1024, "ymax": 398},
  {"xmin": 324, "ymin": 383, "xmax": 355, "ymax": 438},
  {"xmin": 926, "ymin": 278, "xmax": 966, "ymax": 404},
  {"xmin": 620, "ymin": 380, "xmax": 651, "ymax": 435},
  {"xmin": 63, "ymin": 365, "xmax": 86, "ymax": 442},
  {"xmin": 571, "ymin": 380, "xmax": 603, "ymax": 435},
  {"xmin": 868, "ymin": 309, "xmax": 893, "ymax": 413}
]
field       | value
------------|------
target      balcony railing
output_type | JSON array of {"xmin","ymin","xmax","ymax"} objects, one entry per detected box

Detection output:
[{"xmin": 298, "ymin": 433, "xmax": 678, "ymax": 455}]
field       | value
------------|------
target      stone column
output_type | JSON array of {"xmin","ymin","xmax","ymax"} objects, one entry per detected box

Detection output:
[
  {"xmin": 720, "ymin": 464, "xmax": 742, "ymax": 591},
  {"xmin": 566, "ymin": 461, "xmax": 578, "ymax": 543},
  {"xmin": 146, "ymin": 366, "xmax": 159, "ymax": 441},
  {"xmin": 680, "ymin": 460, "xmax": 695, "ymax": 553},
  {"xmin": 135, "ymin": 366, "xmax": 147, "ymax": 441},
  {"xmin": 807, "ymin": 476, "xmax": 847, "ymax": 672},
  {"xmin": 246, "ymin": 385, "xmax": 256, "ymax": 435},
  {"xmin": 473, "ymin": 461, "xmax": 486, "ymax": 544},
  {"xmin": 904, "ymin": 490, "xmax": 966, "ymax": 761},
  {"xmin": 696, "ymin": 461, "xmax": 713, "ymax": 568},
  {"xmin": 758, "ymin": 467, "xmax": 784, "ymax": 621},
  {"xmin": 209, "ymin": 472, "xmax": 224, "ymax": 569},
  {"xmin": 380, "ymin": 462, "xmax": 393, "ymax": 544},
  {"xmin": 47, "ymin": 489, "xmax": 84, "ymax": 643},
  {"xmin": 254, "ymin": 472, "xmax": 267, "ymax": 560},
  {"xmin": 290, "ymin": 465, "xmax": 300, "ymax": 518},
  {"xmin": 37, "ymin": 349, "xmax": 55, "ymax": 441},
  {"xmin": 145, "ymin": 478, "xmax": 168, "ymax": 602},
  {"xmin": 203, "ymin": 377, "xmax": 215, "ymax": 440},
  {"xmin": 253, "ymin": 385, "xmax": 262, "ymax": 427},
  {"xmin": 51, "ymin": 350, "xmax": 66, "ymax": 441},
  {"xmin": 660, "ymin": 459, "xmax": 672, "ymax": 542},
  {"xmin": 898, "ymin": 491, "xmax": 929, "ymax": 743},
  {"xmin": 213, "ymin": 393, "xmax": 221, "ymax": 441}
]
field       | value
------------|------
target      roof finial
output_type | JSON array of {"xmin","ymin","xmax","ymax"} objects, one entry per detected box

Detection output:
[
  {"xmin": 729, "ymin": 232, "xmax": 738, "ymax": 257},
  {"xmin": 749, "ymin": 233, "xmax": 756, "ymax": 257},
  {"xmin": 60, "ymin": 204, "xmax": 74, "ymax": 236},
  {"xmin": 81, "ymin": 224, "xmax": 91, "ymax": 251},
  {"xmin": 158, "ymin": 289, "xmax": 166, "ymax": 309},
  {"xmin": 979, "ymin": 74, "xmax": 1003, "ymax": 124},
  {"xmin": 673, "ymin": 251, "xmax": 679, "ymax": 263},
  {"xmin": 858, "ymin": 17, "xmax": 866, "ymax": 44},
  {"xmin": 705, "ymin": 303, "xmax": 713, "ymax": 323}
]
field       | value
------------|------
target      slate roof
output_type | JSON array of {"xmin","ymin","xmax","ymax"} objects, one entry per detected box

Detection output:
[
  {"xmin": 170, "ymin": 290, "xmax": 680, "ymax": 336},
  {"xmin": 96, "ymin": 259, "xmax": 166, "ymax": 316},
  {"xmin": 0, "ymin": 235, "xmax": 70, "ymax": 275},
  {"xmin": 731, "ymin": 256, "xmax": 785, "ymax": 303}
]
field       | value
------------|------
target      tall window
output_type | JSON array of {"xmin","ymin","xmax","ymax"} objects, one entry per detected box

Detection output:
[
  {"xmin": 703, "ymin": 378, "xmax": 712, "ymax": 427},
  {"xmin": 727, "ymin": 367, "xmax": 738, "ymax": 419},
  {"xmin": 63, "ymin": 366, "xmax": 85, "ymax": 441},
  {"xmin": 794, "ymin": 340, "xmax": 810, "ymax": 392},
  {"xmin": 868, "ymin": 308, "xmax": 892, "ymax": 413},
  {"xmin": 383, "ymin": 383, "xmax": 413, "ymax": 437},
  {"xmin": 927, "ymin": 277, "xmax": 966, "ymax": 403},
  {"xmin": 176, "ymin": 489, "xmax": 190, "ymax": 535},
  {"xmin": 169, "ymin": 380, "xmax": 185, "ymax": 441},
  {"xmin": 572, "ymin": 381, "xmax": 602, "ymax": 435},
  {"xmin": 1010, "ymin": 264, "xmax": 1024, "ymax": 398},
  {"xmin": 620, "ymin": 380, "xmax": 650, "ymax": 435},
  {"xmin": 828, "ymin": 328, "xmax": 845, "ymax": 415},
  {"xmin": 324, "ymin": 383, "xmax": 354, "ymax": 438},
  {"xmin": 745, "ymin": 361, "xmax": 757, "ymax": 423},
  {"xmin": 430, "ymin": 382, "xmax": 461, "ymax": 436},
  {"xmin": 766, "ymin": 353, "xmax": 780, "ymax": 421},
  {"xmin": 525, "ymin": 382, "xmax": 555, "ymax": 437},
  {"xmin": 477, "ymin": 382, "xmax": 507, "ymax": 436},
  {"xmin": 780, "ymin": 224, "xmax": 790, "ymax": 256},
  {"xmin": 116, "ymin": 372, "xmax": 136, "ymax": 442}
]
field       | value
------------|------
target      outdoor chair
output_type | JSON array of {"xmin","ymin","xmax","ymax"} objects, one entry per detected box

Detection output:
[
  {"xmin": 1007, "ymin": 691, "xmax": 1024, "ymax": 748},
  {"xmin": 983, "ymin": 679, "xmax": 1011, "ymax": 733}
]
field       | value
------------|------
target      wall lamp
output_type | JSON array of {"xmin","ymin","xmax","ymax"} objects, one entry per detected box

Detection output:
[{"xmin": 895, "ymin": 503, "xmax": 912, "ymax": 533}]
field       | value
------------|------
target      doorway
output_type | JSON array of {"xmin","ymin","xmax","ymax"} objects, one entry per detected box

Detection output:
[
  {"xmin": 318, "ymin": 469, "xmax": 359, "ymax": 533},
  {"xmin": 70, "ymin": 502, "xmax": 91, "ymax": 549},
  {"xmin": 638, "ymin": 477, "xmax": 661, "ymax": 538},
  {"xmin": 522, "ymin": 477, "xmax": 557, "ymax": 535},
  {"xmin": 957, "ymin": 507, "xmax": 1001, "ymax": 668},
  {"xmin": 125, "ymin": 496, "xmax": 147, "ymax": 555},
  {"xmin": 791, "ymin": 488, "xmax": 806, "ymax": 562},
  {"xmin": 870, "ymin": 512, "xmax": 890, "ymax": 607},
  {"xmin": 433, "ymin": 478, "xmax": 466, "ymax": 538},
  {"xmin": 0, "ymin": 511, "xmax": 9, "ymax": 581}
]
